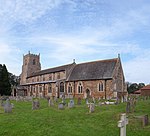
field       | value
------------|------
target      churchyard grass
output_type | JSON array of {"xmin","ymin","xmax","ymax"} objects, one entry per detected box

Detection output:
[{"xmin": 0, "ymin": 98, "xmax": 150, "ymax": 136}]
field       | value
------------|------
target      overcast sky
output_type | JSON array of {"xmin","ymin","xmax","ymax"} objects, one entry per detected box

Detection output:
[{"xmin": 0, "ymin": 0, "xmax": 150, "ymax": 84}]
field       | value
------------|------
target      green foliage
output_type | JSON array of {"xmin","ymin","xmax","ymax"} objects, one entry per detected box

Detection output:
[
  {"xmin": 9, "ymin": 73, "xmax": 19, "ymax": 86},
  {"xmin": 0, "ymin": 64, "xmax": 11, "ymax": 95},
  {"xmin": 127, "ymin": 82, "xmax": 145, "ymax": 94},
  {"xmin": 0, "ymin": 99, "xmax": 150, "ymax": 136}
]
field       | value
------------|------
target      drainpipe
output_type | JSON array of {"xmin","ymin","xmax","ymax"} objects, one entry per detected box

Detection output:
[
  {"xmin": 105, "ymin": 80, "xmax": 107, "ymax": 100},
  {"xmin": 74, "ymin": 81, "xmax": 75, "ymax": 98}
]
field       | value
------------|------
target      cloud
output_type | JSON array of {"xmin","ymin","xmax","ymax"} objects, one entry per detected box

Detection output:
[
  {"xmin": 0, "ymin": 43, "xmax": 22, "ymax": 74},
  {"xmin": 0, "ymin": 0, "xmax": 62, "ymax": 24},
  {"xmin": 124, "ymin": 49, "xmax": 150, "ymax": 84}
]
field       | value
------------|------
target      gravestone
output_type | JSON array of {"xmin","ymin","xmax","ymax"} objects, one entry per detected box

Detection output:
[
  {"xmin": 32, "ymin": 99, "xmax": 40, "ymax": 110},
  {"xmin": 134, "ymin": 114, "xmax": 149, "ymax": 127},
  {"xmin": 68, "ymin": 99, "xmax": 74, "ymax": 108},
  {"xmin": 54, "ymin": 96, "xmax": 58, "ymax": 103},
  {"xmin": 92, "ymin": 97, "xmax": 96, "ymax": 103},
  {"xmin": 77, "ymin": 97, "xmax": 82, "ymax": 105},
  {"xmin": 4, "ymin": 99, "xmax": 12, "ymax": 113},
  {"xmin": 48, "ymin": 99, "xmax": 54, "ymax": 107},
  {"xmin": 62, "ymin": 97, "xmax": 66, "ymax": 105},
  {"xmin": 89, "ymin": 103, "xmax": 95, "ymax": 113},
  {"xmin": 58, "ymin": 103, "xmax": 64, "ymax": 110},
  {"xmin": 85, "ymin": 98, "xmax": 89, "ymax": 104},
  {"xmin": 126, "ymin": 101, "xmax": 131, "ymax": 113}
]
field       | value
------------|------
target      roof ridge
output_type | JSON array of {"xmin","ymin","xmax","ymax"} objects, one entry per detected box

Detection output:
[
  {"xmin": 35, "ymin": 63, "xmax": 74, "ymax": 73},
  {"xmin": 76, "ymin": 58, "xmax": 118, "ymax": 65}
]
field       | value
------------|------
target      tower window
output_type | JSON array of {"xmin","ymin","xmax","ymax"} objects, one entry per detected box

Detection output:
[
  {"xmin": 25, "ymin": 59, "xmax": 27, "ymax": 65},
  {"xmin": 33, "ymin": 59, "xmax": 36, "ymax": 65}
]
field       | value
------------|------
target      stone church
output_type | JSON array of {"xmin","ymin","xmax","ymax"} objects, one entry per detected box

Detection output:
[{"xmin": 19, "ymin": 52, "xmax": 127, "ymax": 100}]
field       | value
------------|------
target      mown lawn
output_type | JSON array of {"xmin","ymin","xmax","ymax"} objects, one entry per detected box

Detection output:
[{"xmin": 0, "ymin": 98, "xmax": 150, "ymax": 136}]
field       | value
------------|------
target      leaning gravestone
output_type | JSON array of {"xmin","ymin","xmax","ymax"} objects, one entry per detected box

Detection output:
[
  {"xmin": 68, "ymin": 99, "xmax": 74, "ymax": 108},
  {"xmin": 4, "ymin": 99, "xmax": 12, "ymax": 113},
  {"xmin": 32, "ymin": 99, "xmax": 40, "ymax": 110},
  {"xmin": 89, "ymin": 103, "xmax": 95, "ymax": 113},
  {"xmin": 58, "ymin": 103, "xmax": 64, "ymax": 110},
  {"xmin": 77, "ymin": 97, "xmax": 82, "ymax": 105}
]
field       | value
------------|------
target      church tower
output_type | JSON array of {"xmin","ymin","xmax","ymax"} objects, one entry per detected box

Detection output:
[{"xmin": 20, "ymin": 51, "xmax": 41, "ymax": 85}]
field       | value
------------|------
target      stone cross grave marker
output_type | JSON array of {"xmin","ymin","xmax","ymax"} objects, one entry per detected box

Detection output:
[
  {"xmin": 32, "ymin": 99, "xmax": 40, "ymax": 110},
  {"xmin": 4, "ymin": 99, "xmax": 12, "ymax": 113},
  {"xmin": 118, "ymin": 113, "xmax": 128, "ymax": 136}
]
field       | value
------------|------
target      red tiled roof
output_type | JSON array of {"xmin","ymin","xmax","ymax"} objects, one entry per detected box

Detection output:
[
  {"xmin": 134, "ymin": 90, "xmax": 141, "ymax": 94},
  {"xmin": 141, "ymin": 85, "xmax": 150, "ymax": 90}
]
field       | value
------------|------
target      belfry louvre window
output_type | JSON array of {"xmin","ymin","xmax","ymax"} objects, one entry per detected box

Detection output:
[
  {"xmin": 78, "ymin": 82, "xmax": 83, "ymax": 94},
  {"xmin": 98, "ymin": 82, "xmax": 104, "ymax": 91},
  {"xmin": 33, "ymin": 59, "xmax": 36, "ymax": 65}
]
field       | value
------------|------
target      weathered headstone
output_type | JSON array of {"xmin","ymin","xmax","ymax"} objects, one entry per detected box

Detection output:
[
  {"xmin": 4, "ymin": 99, "xmax": 12, "ymax": 113},
  {"xmin": 54, "ymin": 96, "xmax": 58, "ymax": 103},
  {"xmin": 68, "ymin": 99, "xmax": 74, "ymax": 108},
  {"xmin": 77, "ymin": 97, "xmax": 82, "ymax": 105},
  {"xmin": 32, "ymin": 99, "xmax": 40, "ymax": 110},
  {"xmin": 48, "ymin": 99, "xmax": 54, "ymax": 107},
  {"xmin": 126, "ymin": 101, "xmax": 131, "ymax": 113},
  {"xmin": 134, "ymin": 114, "xmax": 149, "ymax": 127},
  {"xmin": 85, "ymin": 98, "xmax": 89, "ymax": 104},
  {"xmin": 62, "ymin": 97, "xmax": 66, "ymax": 105},
  {"xmin": 92, "ymin": 97, "xmax": 96, "ymax": 103},
  {"xmin": 58, "ymin": 103, "xmax": 64, "ymax": 110},
  {"xmin": 89, "ymin": 103, "xmax": 95, "ymax": 113}
]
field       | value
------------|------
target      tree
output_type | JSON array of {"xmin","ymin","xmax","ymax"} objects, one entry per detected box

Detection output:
[
  {"xmin": 0, "ymin": 64, "xmax": 11, "ymax": 95},
  {"xmin": 127, "ymin": 82, "xmax": 145, "ymax": 94},
  {"xmin": 127, "ymin": 83, "xmax": 139, "ymax": 94},
  {"xmin": 138, "ymin": 83, "xmax": 145, "ymax": 89},
  {"xmin": 9, "ymin": 73, "xmax": 19, "ymax": 86}
]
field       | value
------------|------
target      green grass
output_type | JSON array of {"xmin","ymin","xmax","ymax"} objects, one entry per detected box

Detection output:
[{"xmin": 0, "ymin": 99, "xmax": 150, "ymax": 136}]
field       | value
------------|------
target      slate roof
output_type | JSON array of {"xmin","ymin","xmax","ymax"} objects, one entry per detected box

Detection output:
[
  {"xmin": 27, "ymin": 63, "xmax": 75, "ymax": 78},
  {"xmin": 67, "ymin": 58, "xmax": 118, "ymax": 81}
]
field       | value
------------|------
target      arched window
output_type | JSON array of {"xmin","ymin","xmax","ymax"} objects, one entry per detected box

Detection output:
[
  {"xmin": 98, "ymin": 82, "xmax": 104, "ymax": 92},
  {"xmin": 78, "ymin": 82, "xmax": 83, "ymax": 94},
  {"xmin": 68, "ymin": 83, "xmax": 72, "ymax": 94},
  {"xmin": 48, "ymin": 84, "xmax": 52, "ymax": 93},
  {"xmin": 60, "ymin": 82, "xmax": 64, "ymax": 92}
]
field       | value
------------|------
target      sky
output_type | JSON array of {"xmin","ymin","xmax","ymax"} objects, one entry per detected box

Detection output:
[{"xmin": 0, "ymin": 0, "xmax": 150, "ymax": 84}]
